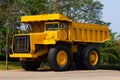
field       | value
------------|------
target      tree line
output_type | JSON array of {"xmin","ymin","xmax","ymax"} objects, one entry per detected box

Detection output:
[{"xmin": 0, "ymin": 0, "xmax": 119, "ymax": 65}]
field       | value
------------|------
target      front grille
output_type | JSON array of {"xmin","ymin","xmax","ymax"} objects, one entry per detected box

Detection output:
[{"xmin": 13, "ymin": 36, "xmax": 30, "ymax": 53}]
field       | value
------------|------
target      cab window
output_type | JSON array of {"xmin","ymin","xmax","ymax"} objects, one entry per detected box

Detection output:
[{"xmin": 45, "ymin": 23, "xmax": 59, "ymax": 31}]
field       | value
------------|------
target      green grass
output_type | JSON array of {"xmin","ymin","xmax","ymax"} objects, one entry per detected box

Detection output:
[{"xmin": 0, "ymin": 61, "xmax": 22, "ymax": 70}]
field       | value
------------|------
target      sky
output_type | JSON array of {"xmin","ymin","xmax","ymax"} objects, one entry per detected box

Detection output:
[{"xmin": 98, "ymin": 0, "xmax": 120, "ymax": 34}]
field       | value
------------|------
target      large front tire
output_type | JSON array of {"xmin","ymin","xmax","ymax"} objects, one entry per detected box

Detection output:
[
  {"xmin": 20, "ymin": 60, "xmax": 41, "ymax": 71},
  {"xmin": 48, "ymin": 45, "xmax": 72, "ymax": 71}
]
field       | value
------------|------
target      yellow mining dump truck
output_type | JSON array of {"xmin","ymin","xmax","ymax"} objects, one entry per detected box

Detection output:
[{"xmin": 10, "ymin": 14, "xmax": 110, "ymax": 71}]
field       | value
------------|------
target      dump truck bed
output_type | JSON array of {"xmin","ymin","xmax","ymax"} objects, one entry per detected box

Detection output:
[{"xmin": 69, "ymin": 22, "xmax": 110, "ymax": 43}]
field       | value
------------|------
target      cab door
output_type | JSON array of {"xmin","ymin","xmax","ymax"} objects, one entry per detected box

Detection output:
[{"xmin": 58, "ymin": 23, "xmax": 68, "ymax": 40}]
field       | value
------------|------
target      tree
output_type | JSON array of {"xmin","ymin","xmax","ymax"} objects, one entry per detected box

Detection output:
[
  {"xmin": 21, "ymin": 0, "xmax": 107, "ymax": 25},
  {"xmin": 20, "ymin": 0, "xmax": 50, "ymax": 15},
  {"xmin": 0, "ymin": 22, "xmax": 7, "ymax": 53},
  {"xmin": 100, "ymin": 31, "xmax": 120, "ymax": 64},
  {"xmin": 0, "ymin": 0, "xmax": 20, "ymax": 54},
  {"xmin": 55, "ymin": 0, "xmax": 103, "ymax": 23}
]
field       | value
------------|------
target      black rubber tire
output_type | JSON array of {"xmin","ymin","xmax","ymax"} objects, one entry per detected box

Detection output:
[
  {"xmin": 75, "ymin": 45, "xmax": 85, "ymax": 70},
  {"xmin": 20, "ymin": 60, "xmax": 41, "ymax": 71},
  {"xmin": 48, "ymin": 45, "xmax": 72, "ymax": 71},
  {"xmin": 82, "ymin": 44, "xmax": 100, "ymax": 70}
]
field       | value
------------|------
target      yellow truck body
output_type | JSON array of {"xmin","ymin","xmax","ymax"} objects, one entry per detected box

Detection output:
[{"xmin": 10, "ymin": 14, "xmax": 110, "ymax": 71}]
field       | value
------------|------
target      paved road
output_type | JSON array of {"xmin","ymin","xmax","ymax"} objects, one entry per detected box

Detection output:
[{"xmin": 0, "ymin": 70, "xmax": 120, "ymax": 80}]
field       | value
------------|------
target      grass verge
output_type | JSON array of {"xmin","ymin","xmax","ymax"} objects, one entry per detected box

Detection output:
[{"xmin": 0, "ymin": 61, "xmax": 22, "ymax": 70}]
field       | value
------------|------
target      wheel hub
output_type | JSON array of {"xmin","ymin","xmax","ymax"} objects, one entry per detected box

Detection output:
[
  {"xmin": 89, "ymin": 50, "xmax": 98, "ymax": 65},
  {"xmin": 57, "ymin": 50, "xmax": 68, "ymax": 67}
]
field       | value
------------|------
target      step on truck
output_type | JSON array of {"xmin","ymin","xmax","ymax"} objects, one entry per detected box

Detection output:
[{"xmin": 10, "ymin": 14, "xmax": 111, "ymax": 71}]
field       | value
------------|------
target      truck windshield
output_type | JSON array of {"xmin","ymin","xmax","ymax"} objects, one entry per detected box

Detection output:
[{"xmin": 46, "ymin": 23, "xmax": 58, "ymax": 31}]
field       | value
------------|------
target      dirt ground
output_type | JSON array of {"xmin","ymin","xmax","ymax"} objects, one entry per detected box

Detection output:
[{"xmin": 0, "ymin": 70, "xmax": 120, "ymax": 80}]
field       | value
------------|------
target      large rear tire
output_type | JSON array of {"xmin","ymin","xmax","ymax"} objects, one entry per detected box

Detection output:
[
  {"xmin": 48, "ymin": 45, "xmax": 72, "ymax": 71},
  {"xmin": 82, "ymin": 44, "xmax": 100, "ymax": 70},
  {"xmin": 20, "ymin": 60, "xmax": 41, "ymax": 71}
]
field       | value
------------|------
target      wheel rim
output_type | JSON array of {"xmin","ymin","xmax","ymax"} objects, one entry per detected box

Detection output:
[
  {"xmin": 57, "ymin": 50, "xmax": 68, "ymax": 67},
  {"xmin": 89, "ymin": 50, "xmax": 98, "ymax": 65}
]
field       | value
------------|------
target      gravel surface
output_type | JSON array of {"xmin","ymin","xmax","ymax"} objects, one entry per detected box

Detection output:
[{"xmin": 0, "ymin": 70, "xmax": 120, "ymax": 80}]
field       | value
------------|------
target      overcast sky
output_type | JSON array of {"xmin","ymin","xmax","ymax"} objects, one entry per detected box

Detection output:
[{"xmin": 98, "ymin": 0, "xmax": 120, "ymax": 34}]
